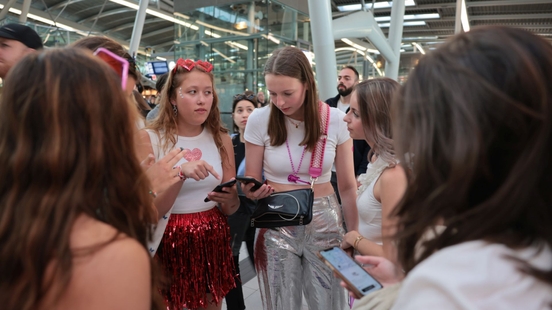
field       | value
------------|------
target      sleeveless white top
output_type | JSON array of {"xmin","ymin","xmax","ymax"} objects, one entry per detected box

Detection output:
[{"xmin": 356, "ymin": 156, "xmax": 390, "ymax": 245}]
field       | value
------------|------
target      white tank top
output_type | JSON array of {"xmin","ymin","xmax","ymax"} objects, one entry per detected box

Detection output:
[{"xmin": 356, "ymin": 156, "xmax": 390, "ymax": 245}]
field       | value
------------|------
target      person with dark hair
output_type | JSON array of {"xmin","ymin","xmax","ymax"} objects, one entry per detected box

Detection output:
[
  {"xmin": 326, "ymin": 66, "xmax": 371, "ymax": 203},
  {"xmin": 242, "ymin": 46, "xmax": 359, "ymax": 310},
  {"xmin": 345, "ymin": 26, "xmax": 552, "ymax": 309},
  {"xmin": 137, "ymin": 58, "xmax": 239, "ymax": 310},
  {"xmin": 0, "ymin": 23, "xmax": 43, "ymax": 79},
  {"xmin": 146, "ymin": 72, "xmax": 169, "ymax": 123},
  {"xmin": 256, "ymin": 91, "xmax": 267, "ymax": 107},
  {"xmin": 225, "ymin": 90, "xmax": 258, "ymax": 310},
  {"xmin": 342, "ymin": 78, "xmax": 406, "ymax": 259},
  {"xmin": 0, "ymin": 48, "xmax": 164, "ymax": 309}
]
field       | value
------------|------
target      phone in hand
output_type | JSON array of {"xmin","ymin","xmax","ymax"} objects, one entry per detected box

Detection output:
[
  {"xmin": 318, "ymin": 246, "xmax": 382, "ymax": 298},
  {"xmin": 235, "ymin": 176, "xmax": 264, "ymax": 192},
  {"xmin": 204, "ymin": 179, "xmax": 237, "ymax": 202}
]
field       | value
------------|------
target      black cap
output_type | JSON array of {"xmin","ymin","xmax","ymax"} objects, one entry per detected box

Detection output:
[{"xmin": 0, "ymin": 23, "xmax": 43, "ymax": 49}]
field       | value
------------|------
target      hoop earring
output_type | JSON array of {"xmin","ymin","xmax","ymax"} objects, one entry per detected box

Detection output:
[{"xmin": 172, "ymin": 104, "xmax": 178, "ymax": 116}]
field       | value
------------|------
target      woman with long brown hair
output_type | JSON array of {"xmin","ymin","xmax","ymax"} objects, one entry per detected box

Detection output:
[
  {"xmin": 342, "ymin": 78, "xmax": 406, "ymax": 259},
  {"xmin": 0, "ymin": 48, "xmax": 163, "ymax": 309},
  {"xmin": 348, "ymin": 26, "xmax": 552, "ymax": 309},
  {"xmin": 242, "ymin": 46, "xmax": 359, "ymax": 310}
]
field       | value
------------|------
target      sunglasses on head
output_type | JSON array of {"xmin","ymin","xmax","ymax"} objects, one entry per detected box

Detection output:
[
  {"xmin": 172, "ymin": 58, "xmax": 214, "ymax": 74},
  {"xmin": 93, "ymin": 47, "xmax": 129, "ymax": 90},
  {"xmin": 233, "ymin": 93, "xmax": 256, "ymax": 101}
]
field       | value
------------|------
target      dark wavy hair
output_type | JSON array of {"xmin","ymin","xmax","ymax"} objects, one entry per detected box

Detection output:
[
  {"xmin": 0, "ymin": 48, "xmax": 163, "ymax": 309},
  {"xmin": 232, "ymin": 90, "xmax": 257, "ymax": 132},
  {"xmin": 393, "ymin": 26, "xmax": 552, "ymax": 287},
  {"xmin": 264, "ymin": 46, "xmax": 321, "ymax": 151}
]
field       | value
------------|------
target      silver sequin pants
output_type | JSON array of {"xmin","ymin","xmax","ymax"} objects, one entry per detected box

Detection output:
[{"xmin": 254, "ymin": 193, "xmax": 347, "ymax": 310}]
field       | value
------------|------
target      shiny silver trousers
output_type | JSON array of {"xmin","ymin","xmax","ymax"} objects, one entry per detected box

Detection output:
[{"xmin": 254, "ymin": 194, "xmax": 347, "ymax": 310}]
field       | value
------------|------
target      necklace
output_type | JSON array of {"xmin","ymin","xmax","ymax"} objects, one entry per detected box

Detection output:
[
  {"xmin": 288, "ymin": 117, "xmax": 303, "ymax": 129},
  {"xmin": 285, "ymin": 139, "xmax": 310, "ymax": 185}
]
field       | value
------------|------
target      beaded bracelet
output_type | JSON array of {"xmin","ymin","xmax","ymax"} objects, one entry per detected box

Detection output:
[
  {"xmin": 353, "ymin": 235, "xmax": 365, "ymax": 249},
  {"xmin": 177, "ymin": 166, "xmax": 186, "ymax": 181}
]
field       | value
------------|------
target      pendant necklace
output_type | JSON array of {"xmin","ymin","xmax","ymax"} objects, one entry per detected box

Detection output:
[
  {"xmin": 285, "ymin": 139, "xmax": 310, "ymax": 184},
  {"xmin": 288, "ymin": 117, "xmax": 303, "ymax": 129}
]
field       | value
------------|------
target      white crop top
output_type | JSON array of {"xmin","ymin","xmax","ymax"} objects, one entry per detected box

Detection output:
[
  {"xmin": 244, "ymin": 105, "xmax": 350, "ymax": 184},
  {"xmin": 146, "ymin": 128, "xmax": 223, "ymax": 214}
]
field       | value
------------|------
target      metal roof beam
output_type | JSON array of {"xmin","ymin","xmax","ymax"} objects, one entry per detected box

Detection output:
[
  {"xmin": 104, "ymin": 18, "xmax": 167, "ymax": 34},
  {"xmin": 132, "ymin": 26, "xmax": 173, "ymax": 40},
  {"xmin": 47, "ymin": 0, "xmax": 85, "ymax": 12},
  {"xmin": 78, "ymin": 8, "xmax": 133, "ymax": 24}
]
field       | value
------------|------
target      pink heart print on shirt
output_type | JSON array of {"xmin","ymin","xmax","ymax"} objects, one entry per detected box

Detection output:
[{"xmin": 183, "ymin": 148, "xmax": 202, "ymax": 161}]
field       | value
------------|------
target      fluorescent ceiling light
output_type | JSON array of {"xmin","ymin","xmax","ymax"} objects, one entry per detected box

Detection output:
[
  {"xmin": 261, "ymin": 33, "xmax": 281, "ymax": 44},
  {"xmin": 156, "ymin": 56, "xmax": 166, "ymax": 61},
  {"xmin": 0, "ymin": 4, "xmax": 87, "ymax": 35},
  {"xmin": 341, "ymin": 38, "xmax": 379, "ymax": 54},
  {"xmin": 412, "ymin": 42, "xmax": 426, "ymax": 54},
  {"xmin": 378, "ymin": 21, "xmax": 426, "ymax": 28},
  {"xmin": 374, "ymin": 13, "xmax": 440, "ymax": 22},
  {"xmin": 109, "ymin": 0, "xmax": 198, "ymax": 30},
  {"xmin": 212, "ymin": 48, "xmax": 236, "ymax": 63},
  {"xmin": 335, "ymin": 47, "xmax": 382, "ymax": 76},
  {"xmin": 338, "ymin": 0, "xmax": 416, "ymax": 12},
  {"xmin": 460, "ymin": 0, "xmax": 470, "ymax": 32}
]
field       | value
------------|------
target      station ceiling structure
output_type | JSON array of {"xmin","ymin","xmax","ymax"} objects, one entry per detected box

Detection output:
[{"xmin": 0, "ymin": 0, "xmax": 550, "ymax": 57}]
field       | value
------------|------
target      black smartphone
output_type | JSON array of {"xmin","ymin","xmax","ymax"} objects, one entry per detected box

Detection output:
[
  {"xmin": 204, "ymin": 179, "xmax": 237, "ymax": 202},
  {"xmin": 235, "ymin": 176, "xmax": 264, "ymax": 192},
  {"xmin": 317, "ymin": 247, "xmax": 382, "ymax": 298}
]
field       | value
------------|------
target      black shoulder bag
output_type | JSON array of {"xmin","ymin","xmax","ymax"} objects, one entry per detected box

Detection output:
[{"xmin": 250, "ymin": 102, "xmax": 330, "ymax": 228}]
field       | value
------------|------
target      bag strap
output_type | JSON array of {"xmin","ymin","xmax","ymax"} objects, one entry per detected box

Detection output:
[{"xmin": 309, "ymin": 101, "xmax": 330, "ymax": 181}]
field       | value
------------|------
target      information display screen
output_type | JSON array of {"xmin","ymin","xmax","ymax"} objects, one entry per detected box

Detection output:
[{"xmin": 145, "ymin": 61, "xmax": 169, "ymax": 75}]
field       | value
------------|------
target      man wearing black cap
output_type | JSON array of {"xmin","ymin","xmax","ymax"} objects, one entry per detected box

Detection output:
[{"xmin": 0, "ymin": 23, "xmax": 43, "ymax": 79}]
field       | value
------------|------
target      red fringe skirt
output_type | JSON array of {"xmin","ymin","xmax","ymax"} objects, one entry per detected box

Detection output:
[{"xmin": 156, "ymin": 207, "xmax": 236, "ymax": 310}]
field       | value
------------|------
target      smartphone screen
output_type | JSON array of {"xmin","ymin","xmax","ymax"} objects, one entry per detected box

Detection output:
[
  {"xmin": 204, "ymin": 179, "xmax": 237, "ymax": 202},
  {"xmin": 318, "ymin": 247, "xmax": 382, "ymax": 297},
  {"xmin": 93, "ymin": 47, "xmax": 129, "ymax": 90}
]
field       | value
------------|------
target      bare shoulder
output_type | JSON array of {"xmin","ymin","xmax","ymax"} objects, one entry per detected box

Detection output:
[
  {"xmin": 379, "ymin": 164, "xmax": 407, "ymax": 187},
  {"xmin": 55, "ymin": 215, "xmax": 151, "ymax": 310},
  {"xmin": 221, "ymin": 131, "xmax": 233, "ymax": 146}
]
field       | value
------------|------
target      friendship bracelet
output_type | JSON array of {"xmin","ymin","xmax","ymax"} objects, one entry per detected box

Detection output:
[
  {"xmin": 178, "ymin": 166, "xmax": 186, "ymax": 181},
  {"xmin": 148, "ymin": 189, "xmax": 157, "ymax": 198},
  {"xmin": 353, "ymin": 235, "xmax": 365, "ymax": 249}
]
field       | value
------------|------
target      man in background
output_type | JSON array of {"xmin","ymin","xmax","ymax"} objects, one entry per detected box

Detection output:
[
  {"xmin": 0, "ymin": 23, "xmax": 43, "ymax": 79},
  {"xmin": 257, "ymin": 90, "xmax": 267, "ymax": 107},
  {"xmin": 325, "ymin": 66, "xmax": 370, "ymax": 202}
]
